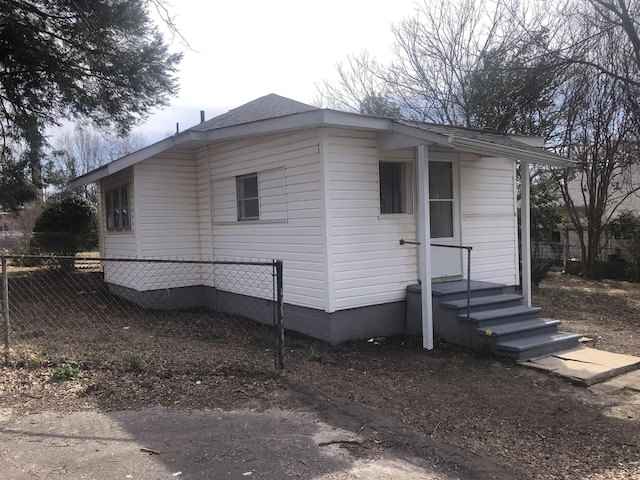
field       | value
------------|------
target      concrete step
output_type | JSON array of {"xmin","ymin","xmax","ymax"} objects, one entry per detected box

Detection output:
[
  {"xmin": 497, "ymin": 331, "xmax": 583, "ymax": 361},
  {"xmin": 440, "ymin": 293, "xmax": 523, "ymax": 312},
  {"xmin": 477, "ymin": 318, "xmax": 561, "ymax": 342},
  {"xmin": 458, "ymin": 305, "xmax": 542, "ymax": 325}
]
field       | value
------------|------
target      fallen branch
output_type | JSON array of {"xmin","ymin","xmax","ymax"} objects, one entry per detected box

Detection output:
[{"xmin": 318, "ymin": 439, "xmax": 362, "ymax": 447}]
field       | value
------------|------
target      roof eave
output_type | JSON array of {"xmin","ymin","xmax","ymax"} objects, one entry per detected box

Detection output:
[
  {"xmin": 201, "ymin": 109, "xmax": 393, "ymax": 142},
  {"xmin": 449, "ymin": 136, "xmax": 574, "ymax": 167},
  {"xmin": 70, "ymin": 107, "xmax": 571, "ymax": 188},
  {"xmin": 69, "ymin": 129, "xmax": 208, "ymax": 188},
  {"xmin": 70, "ymin": 110, "xmax": 394, "ymax": 187}
]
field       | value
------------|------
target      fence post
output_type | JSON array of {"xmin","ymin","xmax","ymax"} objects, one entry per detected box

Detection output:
[
  {"xmin": 2, "ymin": 256, "xmax": 9, "ymax": 364},
  {"xmin": 275, "ymin": 259, "xmax": 284, "ymax": 370}
]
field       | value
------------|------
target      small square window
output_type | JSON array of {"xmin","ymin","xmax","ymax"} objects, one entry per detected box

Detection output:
[
  {"xmin": 379, "ymin": 161, "xmax": 413, "ymax": 214},
  {"xmin": 237, "ymin": 173, "xmax": 260, "ymax": 221}
]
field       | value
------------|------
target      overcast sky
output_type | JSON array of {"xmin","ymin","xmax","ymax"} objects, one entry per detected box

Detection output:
[{"xmin": 135, "ymin": 0, "xmax": 419, "ymax": 142}]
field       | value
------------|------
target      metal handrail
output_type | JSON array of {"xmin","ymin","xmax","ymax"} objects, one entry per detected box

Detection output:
[{"xmin": 400, "ymin": 240, "xmax": 473, "ymax": 323}]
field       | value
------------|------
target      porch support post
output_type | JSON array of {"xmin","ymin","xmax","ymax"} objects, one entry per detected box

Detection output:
[
  {"xmin": 417, "ymin": 144, "xmax": 434, "ymax": 350},
  {"xmin": 521, "ymin": 161, "xmax": 532, "ymax": 307}
]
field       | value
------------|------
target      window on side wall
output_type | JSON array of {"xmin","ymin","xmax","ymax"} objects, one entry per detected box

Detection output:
[
  {"xmin": 379, "ymin": 161, "xmax": 413, "ymax": 214},
  {"xmin": 237, "ymin": 173, "xmax": 260, "ymax": 221},
  {"xmin": 105, "ymin": 184, "xmax": 131, "ymax": 231}
]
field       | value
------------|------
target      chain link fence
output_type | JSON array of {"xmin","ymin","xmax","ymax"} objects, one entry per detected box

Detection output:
[{"xmin": 1, "ymin": 255, "xmax": 284, "ymax": 370}]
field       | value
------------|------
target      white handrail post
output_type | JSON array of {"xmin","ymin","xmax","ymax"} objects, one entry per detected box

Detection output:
[
  {"xmin": 521, "ymin": 161, "xmax": 532, "ymax": 307},
  {"xmin": 417, "ymin": 145, "xmax": 434, "ymax": 350}
]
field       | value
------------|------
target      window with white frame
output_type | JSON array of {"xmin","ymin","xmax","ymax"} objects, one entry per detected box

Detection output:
[
  {"xmin": 379, "ymin": 161, "xmax": 413, "ymax": 214},
  {"xmin": 105, "ymin": 184, "xmax": 131, "ymax": 231},
  {"xmin": 429, "ymin": 161, "xmax": 454, "ymax": 238},
  {"xmin": 213, "ymin": 168, "xmax": 286, "ymax": 224},
  {"xmin": 236, "ymin": 173, "xmax": 260, "ymax": 221}
]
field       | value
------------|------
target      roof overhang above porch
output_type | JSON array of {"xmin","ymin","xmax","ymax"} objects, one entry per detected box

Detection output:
[{"xmin": 378, "ymin": 122, "xmax": 573, "ymax": 168}]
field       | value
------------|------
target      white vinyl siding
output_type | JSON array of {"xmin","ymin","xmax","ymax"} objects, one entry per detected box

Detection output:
[
  {"xmin": 211, "ymin": 177, "xmax": 237, "ymax": 223},
  {"xmin": 327, "ymin": 130, "xmax": 417, "ymax": 311},
  {"xmin": 460, "ymin": 155, "xmax": 519, "ymax": 285},
  {"xmin": 259, "ymin": 168, "xmax": 287, "ymax": 221},
  {"xmin": 106, "ymin": 151, "xmax": 203, "ymax": 291},
  {"xmin": 135, "ymin": 151, "xmax": 200, "ymax": 259},
  {"xmin": 200, "ymin": 130, "xmax": 325, "ymax": 309}
]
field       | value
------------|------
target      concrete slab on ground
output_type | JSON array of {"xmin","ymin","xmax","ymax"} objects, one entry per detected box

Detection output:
[
  {"xmin": 589, "ymin": 369, "xmax": 640, "ymax": 394},
  {"xmin": 519, "ymin": 347, "xmax": 640, "ymax": 386}
]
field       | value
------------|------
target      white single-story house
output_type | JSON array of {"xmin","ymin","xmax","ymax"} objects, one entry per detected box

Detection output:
[{"xmin": 71, "ymin": 94, "xmax": 580, "ymax": 359}]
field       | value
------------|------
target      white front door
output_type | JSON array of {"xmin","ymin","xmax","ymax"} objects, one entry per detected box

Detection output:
[{"xmin": 429, "ymin": 155, "xmax": 462, "ymax": 279}]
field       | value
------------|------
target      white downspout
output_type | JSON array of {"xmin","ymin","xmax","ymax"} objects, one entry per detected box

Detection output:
[
  {"xmin": 521, "ymin": 161, "xmax": 532, "ymax": 307},
  {"xmin": 417, "ymin": 145, "xmax": 434, "ymax": 349}
]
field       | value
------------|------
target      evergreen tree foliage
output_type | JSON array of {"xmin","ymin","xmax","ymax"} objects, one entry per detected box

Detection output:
[
  {"xmin": 0, "ymin": 0, "xmax": 182, "ymax": 191},
  {"xmin": 0, "ymin": 151, "xmax": 39, "ymax": 213},
  {"xmin": 462, "ymin": 40, "xmax": 560, "ymax": 137}
]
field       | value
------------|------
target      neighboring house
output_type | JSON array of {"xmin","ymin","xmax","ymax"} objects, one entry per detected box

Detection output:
[
  {"xmin": 0, "ymin": 212, "xmax": 18, "ymax": 234},
  {"xmin": 71, "ymin": 94, "xmax": 580, "ymax": 359},
  {"xmin": 0, "ymin": 212, "xmax": 19, "ymax": 249},
  {"xmin": 563, "ymin": 170, "xmax": 640, "ymax": 262}
]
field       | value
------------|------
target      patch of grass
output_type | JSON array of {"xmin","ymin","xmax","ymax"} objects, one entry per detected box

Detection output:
[
  {"xmin": 200, "ymin": 329, "xmax": 226, "ymax": 342},
  {"xmin": 141, "ymin": 380, "xmax": 154, "ymax": 389},
  {"xmin": 126, "ymin": 356, "xmax": 142, "ymax": 372},
  {"xmin": 18, "ymin": 330, "xmax": 46, "ymax": 339},
  {"xmin": 92, "ymin": 333, "xmax": 110, "ymax": 343},
  {"xmin": 49, "ymin": 363, "xmax": 83, "ymax": 382},
  {"xmin": 250, "ymin": 325, "xmax": 278, "ymax": 348},
  {"xmin": 28, "ymin": 356, "xmax": 48, "ymax": 369}
]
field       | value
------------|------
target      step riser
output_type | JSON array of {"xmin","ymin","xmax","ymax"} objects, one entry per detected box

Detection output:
[
  {"xmin": 460, "ymin": 311, "xmax": 542, "ymax": 326},
  {"xmin": 498, "ymin": 338, "xmax": 580, "ymax": 361},
  {"xmin": 438, "ymin": 288, "xmax": 506, "ymax": 303},
  {"xmin": 443, "ymin": 299, "xmax": 522, "ymax": 314}
]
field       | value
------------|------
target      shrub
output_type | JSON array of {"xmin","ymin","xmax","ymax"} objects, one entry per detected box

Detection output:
[
  {"xmin": 9, "ymin": 240, "xmax": 42, "ymax": 266},
  {"xmin": 31, "ymin": 194, "xmax": 97, "ymax": 257},
  {"xmin": 607, "ymin": 211, "xmax": 640, "ymax": 283}
]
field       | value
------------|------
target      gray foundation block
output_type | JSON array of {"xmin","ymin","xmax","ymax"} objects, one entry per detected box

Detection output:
[{"xmin": 107, "ymin": 283, "xmax": 406, "ymax": 344}]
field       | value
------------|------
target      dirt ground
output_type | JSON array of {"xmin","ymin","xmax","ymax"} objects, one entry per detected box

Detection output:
[
  {"xmin": 534, "ymin": 270, "xmax": 640, "ymax": 356},
  {"xmin": 1, "ymin": 268, "xmax": 640, "ymax": 479}
]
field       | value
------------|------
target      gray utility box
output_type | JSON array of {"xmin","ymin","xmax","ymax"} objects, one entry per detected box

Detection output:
[{"xmin": 406, "ymin": 284, "xmax": 422, "ymax": 335}]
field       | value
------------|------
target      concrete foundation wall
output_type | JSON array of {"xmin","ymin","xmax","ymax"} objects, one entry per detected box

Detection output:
[{"xmin": 108, "ymin": 283, "xmax": 406, "ymax": 344}]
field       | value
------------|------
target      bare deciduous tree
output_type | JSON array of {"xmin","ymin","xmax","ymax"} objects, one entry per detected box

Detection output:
[
  {"xmin": 12, "ymin": 200, "xmax": 44, "ymax": 239},
  {"xmin": 318, "ymin": 0, "xmax": 640, "ymax": 280},
  {"xmin": 318, "ymin": 0, "xmax": 562, "ymax": 130},
  {"xmin": 48, "ymin": 126, "xmax": 147, "ymax": 201},
  {"xmin": 554, "ymin": 66, "xmax": 640, "ymax": 278}
]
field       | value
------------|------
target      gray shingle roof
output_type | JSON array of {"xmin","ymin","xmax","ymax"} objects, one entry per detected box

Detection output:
[
  {"xmin": 188, "ymin": 94, "xmax": 559, "ymax": 160},
  {"xmin": 190, "ymin": 94, "xmax": 318, "ymax": 132}
]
